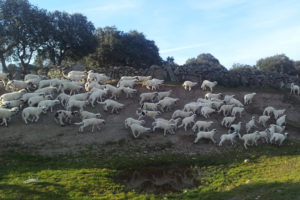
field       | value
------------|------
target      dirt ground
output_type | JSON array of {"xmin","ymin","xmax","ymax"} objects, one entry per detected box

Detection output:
[{"xmin": 0, "ymin": 84, "xmax": 300, "ymax": 156}]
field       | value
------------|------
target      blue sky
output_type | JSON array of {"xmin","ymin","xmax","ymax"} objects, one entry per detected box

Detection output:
[{"xmin": 29, "ymin": 0, "xmax": 300, "ymax": 68}]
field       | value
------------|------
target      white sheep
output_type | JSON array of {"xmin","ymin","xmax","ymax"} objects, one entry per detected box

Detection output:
[
  {"xmin": 88, "ymin": 89, "xmax": 108, "ymax": 107},
  {"xmin": 221, "ymin": 116, "xmax": 236, "ymax": 128},
  {"xmin": 183, "ymin": 102, "xmax": 202, "ymax": 114},
  {"xmin": 136, "ymin": 76, "xmax": 152, "ymax": 82},
  {"xmin": 63, "ymin": 72, "xmax": 86, "ymax": 82},
  {"xmin": 205, "ymin": 93, "xmax": 222, "ymax": 100},
  {"xmin": 157, "ymin": 97, "xmax": 179, "ymax": 112},
  {"xmin": 99, "ymin": 99, "xmax": 124, "ymax": 114},
  {"xmin": 0, "ymin": 107, "xmax": 19, "ymax": 126},
  {"xmin": 263, "ymin": 106, "xmax": 275, "ymax": 116},
  {"xmin": 117, "ymin": 79, "xmax": 136, "ymax": 88},
  {"xmin": 1, "ymin": 99, "xmax": 23, "ymax": 109},
  {"xmin": 105, "ymin": 84, "xmax": 123, "ymax": 100},
  {"xmin": 35, "ymin": 86, "xmax": 57, "ymax": 95},
  {"xmin": 120, "ymin": 87, "xmax": 137, "ymax": 98},
  {"xmin": 55, "ymin": 92, "xmax": 71, "ymax": 107},
  {"xmin": 60, "ymin": 81, "xmax": 83, "ymax": 95},
  {"xmin": 141, "ymin": 102, "xmax": 159, "ymax": 111},
  {"xmin": 143, "ymin": 79, "xmax": 164, "ymax": 90},
  {"xmin": 69, "ymin": 92, "xmax": 91, "ymax": 102},
  {"xmin": 0, "ymin": 89, "xmax": 26, "ymax": 102},
  {"xmin": 194, "ymin": 129, "xmax": 217, "ymax": 144},
  {"xmin": 136, "ymin": 109, "xmax": 161, "ymax": 120},
  {"xmin": 156, "ymin": 90, "xmax": 172, "ymax": 101},
  {"xmin": 270, "ymin": 132, "xmax": 288, "ymax": 146},
  {"xmin": 21, "ymin": 92, "xmax": 44, "ymax": 103},
  {"xmin": 0, "ymin": 73, "xmax": 9, "ymax": 83},
  {"xmin": 231, "ymin": 107, "xmax": 244, "ymax": 118},
  {"xmin": 201, "ymin": 80, "xmax": 218, "ymax": 92},
  {"xmin": 269, "ymin": 124, "xmax": 285, "ymax": 133},
  {"xmin": 218, "ymin": 104, "xmax": 234, "ymax": 116},
  {"xmin": 5, "ymin": 80, "xmax": 33, "ymax": 91},
  {"xmin": 229, "ymin": 122, "xmax": 242, "ymax": 133},
  {"xmin": 80, "ymin": 110, "xmax": 101, "ymax": 120},
  {"xmin": 255, "ymin": 129, "xmax": 270, "ymax": 144},
  {"xmin": 228, "ymin": 98, "xmax": 244, "ymax": 107},
  {"xmin": 24, "ymin": 74, "xmax": 41, "ymax": 81},
  {"xmin": 211, "ymin": 100, "xmax": 224, "ymax": 110},
  {"xmin": 178, "ymin": 114, "xmax": 196, "ymax": 131},
  {"xmin": 152, "ymin": 118, "xmax": 177, "ymax": 136},
  {"xmin": 129, "ymin": 123, "xmax": 152, "ymax": 138},
  {"xmin": 139, "ymin": 92, "xmax": 158, "ymax": 105},
  {"xmin": 238, "ymin": 131, "xmax": 260, "ymax": 149},
  {"xmin": 38, "ymin": 100, "xmax": 60, "ymax": 112},
  {"xmin": 124, "ymin": 117, "xmax": 145, "ymax": 128},
  {"xmin": 273, "ymin": 109, "xmax": 285, "ymax": 120},
  {"xmin": 246, "ymin": 116, "xmax": 257, "ymax": 133},
  {"xmin": 244, "ymin": 93, "xmax": 256, "ymax": 105},
  {"xmin": 192, "ymin": 120, "xmax": 213, "ymax": 132},
  {"xmin": 172, "ymin": 110, "xmax": 193, "ymax": 119},
  {"xmin": 219, "ymin": 132, "xmax": 238, "ymax": 146},
  {"xmin": 201, "ymin": 106, "xmax": 215, "ymax": 118},
  {"xmin": 276, "ymin": 115, "xmax": 286, "ymax": 126},
  {"xmin": 224, "ymin": 95, "xmax": 235, "ymax": 104},
  {"xmin": 85, "ymin": 81, "xmax": 105, "ymax": 91},
  {"xmin": 22, "ymin": 106, "xmax": 47, "ymax": 124},
  {"xmin": 182, "ymin": 81, "xmax": 197, "ymax": 91},
  {"xmin": 28, "ymin": 95, "xmax": 51, "ymax": 107},
  {"xmin": 54, "ymin": 110, "xmax": 78, "ymax": 126},
  {"xmin": 74, "ymin": 118, "xmax": 105, "ymax": 132},
  {"xmin": 66, "ymin": 100, "xmax": 88, "ymax": 111},
  {"xmin": 88, "ymin": 73, "xmax": 110, "ymax": 83},
  {"xmin": 258, "ymin": 115, "xmax": 270, "ymax": 127},
  {"xmin": 290, "ymin": 83, "xmax": 300, "ymax": 95}
]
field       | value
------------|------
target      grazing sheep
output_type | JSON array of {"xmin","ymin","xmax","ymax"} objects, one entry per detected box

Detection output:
[
  {"xmin": 105, "ymin": 84, "xmax": 123, "ymax": 100},
  {"xmin": 54, "ymin": 110, "xmax": 78, "ymax": 126},
  {"xmin": 182, "ymin": 81, "xmax": 197, "ymax": 91},
  {"xmin": 88, "ymin": 73, "xmax": 110, "ymax": 83},
  {"xmin": 263, "ymin": 106, "xmax": 275, "ymax": 116},
  {"xmin": 228, "ymin": 98, "xmax": 244, "ymax": 107},
  {"xmin": 136, "ymin": 109, "xmax": 161, "ymax": 120},
  {"xmin": 85, "ymin": 81, "xmax": 105, "ymax": 91},
  {"xmin": 152, "ymin": 118, "xmax": 177, "ymax": 136},
  {"xmin": 120, "ymin": 87, "xmax": 137, "ymax": 98},
  {"xmin": 255, "ymin": 129, "xmax": 270, "ymax": 144},
  {"xmin": 139, "ymin": 92, "xmax": 158, "ymax": 105},
  {"xmin": 205, "ymin": 93, "xmax": 222, "ymax": 100},
  {"xmin": 60, "ymin": 81, "xmax": 84, "ymax": 95},
  {"xmin": 178, "ymin": 114, "xmax": 196, "ymax": 131},
  {"xmin": 38, "ymin": 100, "xmax": 60, "ymax": 112},
  {"xmin": 0, "ymin": 107, "xmax": 19, "ymax": 126},
  {"xmin": 79, "ymin": 110, "xmax": 101, "ymax": 120},
  {"xmin": 246, "ymin": 116, "xmax": 257, "ymax": 133},
  {"xmin": 74, "ymin": 118, "xmax": 106, "ymax": 132},
  {"xmin": 136, "ymin": 76, "xmax": 152, "ymax": 82},
  {"xmin": 183, "ymin": 102, "xmax": 202, "ymax": 114},
  {"xmin": 55, "ymin": 92, "xmax": 71, "ymax": 107},
  {"xmin": 290, "ymin": 83, "xmax": 300, "ymax": 95},
  {"xmin": 143, "ymin": 79, "xmax": 164, "ymax": 90},
  {"xmin": 270, "ymin": 132, "xmax": 288, "ymax": 146},
  {"xmin": 99, "ymin": 99, "xmax": 124, "ymax": 114},
  {"xmin": 218, "ymin": 104, "xmax": 234, "ymax": 116},
  {"xmin": 21, "ymin": 92, "xmax": 43, "ymax": 103},
  {"xmin": 221, "ymin": 116, "xmax": 236, "ymax": 128},
  {"xmin": 22, "ymin": 106, "xmax": 47, "ymax": 124},
  {"xmin": 244, "ymin": 93, "xmax": 256, "ymax": 105},
  {"xmin": 0, "ymin": 89, "xmax": 27, "ymax": 102},
  {"xmin": 192, "ymin": 121, "xmax": 213, "ymax": 132},
  {"xmin": 66, "ymin": 100, "xmax": 89, "ymax": 111},
  {"xmin": 172, "ymin": 109, "xmax": 193, "ymax": 119},
  {"xmin": 269, "ymin": 124, "xmax": 285, "ymax": 133},
  {"xmin": 194, "ymin": 129, "xmax": 217, "ymax": 144},
  {"xmin": 156, "ymin": 90, "xmax": 172, "ymax": 101},
  {"xmin": 141, "ymin": 102, "xmax": 159, "ymax": 111},
  {"xmin": 117, "ymin": 79, "xmax": 137, "ymax": 88},
  {"xmin": 273, "ymin": 109, "xmax": 285, "ymax": 120},
  {"xmin": 258, "ymin": 115, "xmax": 270, "ymax": 127},
  {"xmin": 201, "ymin": 80, "xmax": 218, "ymax": 92},
  {"xmin": 124, "ymin": 118, "xmax": 145, "ymax": 128},
  {"xmin": 224, "ymin": 95, "xmax": 235, "ymax": 104},
  {"xmin": 201, "ymin": 106, "xmax": 215, "ymax": 118},
  {"xmin": 231, "ymin": 107, "xmax": 244, "ymax": 118},
  {"xmin": 1, "ymin": 100, "xmax": 24, "ymax": 109},
  {"xmin": 35, "ymin": 86, "xmax": 57, "ymax": 95},
  {"xmin": 219, "ymin": 132, "xmax": 238, "ymax": 146},
  {"xmin": 28, "ymin": 95, "xmax": 51, "ymax": 107},
  {"xmin": 88, "ymin": 89, "xmax": 108, "ymax": 107},
  {"xmin": 276, "ymin": 115, "xmax": 286, "ymax": 126},
  {"xmin": 238, "ymin": 131, "xmax": 260, "ymax": 149},
  {"xmin": 157, "ymin": 97, "xmax": 179, "ymax": 112},
  {"xmin": 129, "ymin": 123, "xmax": 152, "ymax": 138}
]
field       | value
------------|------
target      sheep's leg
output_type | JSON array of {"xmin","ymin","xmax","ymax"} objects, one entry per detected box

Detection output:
[
  {"xmin": 194, "ymin": 136, "xmax": 199, "ymax": 144},
  {"xmin": 164, "ymin": 129, "xmax": 167, "ymax": 136},
  {"xmin": 35, "ymin": 115, "xmax": 39, "ymax": 122},
  {"xmin": 244, "ymin": 141, "xmax": 248, "ymax": 149},
  {"xmin": 211, "ymin": 137, "xmax": 216, "ymax": 144},
  {"xmin": 91, "ymin": 125, "xmax": 94, "ymax": 132},
  {"xmin": 219, "ymin": 140, "xmax": 223, "ymax": 146}
]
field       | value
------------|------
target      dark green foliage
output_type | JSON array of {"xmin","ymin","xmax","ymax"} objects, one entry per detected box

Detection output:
[
  {"xmin": 185, "ymin": 53, "xmax": 221, "ymax": 66},
  {"xmin": 230, "ymin": 63, "xmax": 257, "ymax": 72}
]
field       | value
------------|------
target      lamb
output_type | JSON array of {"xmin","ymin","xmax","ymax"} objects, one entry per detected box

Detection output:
[
  {"xmin": 136, "ymin": 109, "xmax": 161, "ymax": 120},
  {"xmin": 74, "ymin": 118, "xmax": 105, "ymax": 132},
  {"xmin": 263, "ymin": 106, "xmax": 275, "ymax": 116},
  {"xmin": 205, "ymin": 93, "xmax": 222, "ymax": 100},
  {"xmin": 201, "ymin": 80, "xmax": 218, "ymax": 92},
  {"xmin": 192, "ymin": 121, "xmax": 213, "ymax": 132},
  {"xmin": 22, "ymin": 106, "xmax": 47, "ymax": 124},
  {"xmin": 152, "ymin": 118, "xmax": 177, "ymax": 136},
  {"xmin": 258, "ymin": 115, "xmax": 270, "ymax": 127},
  {"xmin": 156, "ymin": 90, "xmax": 172, "ymax": 101},
  {"xmin": 54, "ymin": 110, "xmax": 78, "ymax": 126},
  {"xmin": 218, "ymin": 104, "xmax": 234, "ymax": 116},
  {"xmin": 88, "ymin": 89, "xmax": 108, "ymax": 107},
  {"xmin": 139, "ymin": 92, "xmax": 158, "ymax": 105},
  {"xmin": 231, "ymin": 107, "xmax": 244, "ymax": 118},
  {"xmin": 182, "ymin": 81, "xmax": 197, "ymax": 91},
  {"xmin": 0, "ymin": 107, "xmax": 19, "ymax": 126},
  {"xmin": 229, "ymin": 122, "xmax": 242, "ymax": 133},
  {"xmin": 0, "ymin": 89, "xmax": 26, "ymax": 102},
  {"xmin": 219, "ymin": 132, "xmax": 238, "ymax": 146},
  {"xmin": 141, "ymin": 102, "xmax": 159, "ymax": 111},
  {"xmin": 66, "ymin": 100, "xmax": 89, "ymax": 111},
  {"xmin": 55, "ymin": 92, "xmax": 71, "ymax": 107},
  {"xmin": 246, "ymin": 116, "xmax": 257, "ymax": 133},
  {"xmin": 273, "ymin": 109, "xmax": 285, "ymax": 120},
  {"xmin": 244, "ymin": 93, "xmax": 256, "ymax": 105},
  {"xmin": 201, "ymin": 106, "xmax": 215, "ymax": 118},
  {"xmin": 178, "ymin": 114, "xmax": 196, "ymax": 131},
  {"xmin": 276, "ymin": 115, "xmax": 286, "ymax": 126},
  {"xmin": 194, "ymin": 129, "xmax": 217, "ymax": 144},
  {"xmin": 117, "ymin": 79, "xmax": 136, "ymax": 88},
  {"xmin": 269, "ymin": 124, "xmax": 285, "ymax": 133},
  {"xmin": 99, "ymin": 99, "xmax": 124, "ymax": 114},
  {"xmin": 270, "ymin": 132, "xmax": 288, "ymax": 146},
  {"xmin": 124, "ymin": 117, "xmax": 145, "ymax": 128},
  {"xmin": 143, "ymin": 79, "xmax": 164, "ymax": 90},
  {"xmin": 129, "ymin": 123, "xmax": 152, "ymax": 138},
  {"xmin": 228, "ymin": 98, "xmax": 244, "ymax": 107},
  {"xmin": 238, "ymin": 131, "xmax": 260, "ymax": 149},
  {"xmin": 172, "ymin": 110, "xmax": 193, "ymax": 119},
  {"xmin": 290, "ymin": 83, "xmax": 300, "ymax": 95},
  {"xmin": 38, "ymin": 100, "xmax": 60, "ymax": 112},
  {"xmin": 120, "ymin": 86, "xmax": 137, "ymax": 98},
  {"xmin": 157, "ymin": 97, "xmax": 179, "ymax": 112},
  {"xmin": 80, "ymin": 110, "xmax": 101, "ymax": 120},
  {"xmin": 221, "ymin": 116, "xmax": 236, "ymax": 128}
]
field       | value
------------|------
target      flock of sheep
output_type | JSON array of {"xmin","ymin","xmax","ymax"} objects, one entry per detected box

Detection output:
[{"xmin": 0, "ymin": 70, "xmax": 299, "ymax": 150}]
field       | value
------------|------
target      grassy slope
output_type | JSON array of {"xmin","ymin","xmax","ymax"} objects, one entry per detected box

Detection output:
[{"xmin": 1, "ymin": 141, "xmax": 300, "ymax": 200}]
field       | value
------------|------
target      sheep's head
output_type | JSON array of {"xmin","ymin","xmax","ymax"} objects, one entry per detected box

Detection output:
[{"xmin": 11, "ymin": 107, "xmax": 19, "ymax": 114}]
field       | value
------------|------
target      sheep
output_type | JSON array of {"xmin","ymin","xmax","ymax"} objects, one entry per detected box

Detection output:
[
  {"xmin": 157, "ymin": 97, "xmax": 179, "ymax": 112},
  {"xmin": 117, "ymin": 79, "xmax": 136, "ymax": 88},
  {"xmin": 136, "ymin": 76, "xmax": 152, "ymax": 82},
  {"xmin": 67, "ymin": 70, "xmax": 86, "ymax": 77},
  {"xmin": 66, "ymin": 100, "xmax": 89, "ymax": 111},
  {"xmin": 152, "ymin": 118, "xmax": 177, "ymax": 136},
  {"xmin": 124, "ymin": 117, "xmax": 145, "ymax": 128},
  {"xmin": 172, "ymin": 110, "xmax": 193, "ymax": 119},
  {"xmin": 276, "ymin": 115, "xmax": 286, "ymax": 126},
  {"xmin": 88, "ymin": 89, "xmax": 108, "ymax": 107},
  {"xmin": 85, "ymin": 81, "xmax": 105, "ymax": 91},
  {"xmin": 263, "ymin": 106, "xmax": 275, "ymax": 116},
  {"xmin": 69, "ymin": 92, "xmax": 91, "ymax": 102},
  {"xmin": 120, "ymin": 87, "xmax": 137, "ymax": 98},
  {"xmin": 99, "ymin": 99, "xmax": 124, "ymax": 114},
  {"xmin": 178, "ymin": 114, "xmax": 196, "ymax": 131},
  {"xmin": 21, "ymin": 92, "xmax": 44, "ymax": 103},
  {"xmin": 229, "ymin": 122, "xmax": 242, "ymax": 133},
  {"xmin": 246, "ymin": 116, "xmax": 257, "ymax": 133},
  {"xmin": 244, "ymin": 93, "xmax": 256, "ymax": 105},
  {"xmin": 139, "ymin": 92, "xmax": 158, "ymax": 105},
  {"xmin": 28, "ymin": 95, "xmax": 51, "ymax": 107},
  {"xmin": 269, "ymin": 124, "xmax": 285, "ymax": 133},
  {"xmin": 255, "ymin": 129, "xmax": 270, "ymax": 144},
  {"xmin": 224, "ymin": 95, "xmax": 235, "ymax": 104},
  {"xmin": 0, "ymin": 107, "xmax": 19, "ymax": 126},
  {"xmin": 273, "ymin": 109, "xmax": 285, "ymax": 120},
  {"xmin": 79, "ymin": 110, "xmax": 101, "ymax": 120},
  {"xmin": 238, "ymin": 131, "xmax": 260, "ymax": 149},
  {"xmin": 194, "ymin": 129, "xmax": 217, "ymax": 144},
  {"xmin": 38, "ymin": 78, "xmax": 59, "ymax": 88},
  {"xmin": 141, "ymin": 102, "xmax": 159, "ymax": 111},
  {"xmin": 156, "ymin": 90, "xmax": 172, "ymax": 101},
  {"xmin": 35, "ymin": 86, "xmax": 57, "ymax": 95},
  {"xmin": 120, "ymin": 76, "xmax": 138, "ymax": 81},
  {"xmin": 74, "ymin": 118, "xmax": 106, "ymax": 132},
  {"xmin": 22, "ymin": 106, "xmax": 47, "ymax": 124},
  {"xmin": 55, "ymin": 92, "xmax": 71, "ymax": 107},
  {"xmin": 1, "ymin": 99, "xmax": 24, "ymax": 109},
  {"xmin": 54, "ymin": 110, "xmax": 78, "ymax": 126},
  {"xmin": 24, "ymin": 74, "xmax": 41, "ymax": 81},
  {"xmin": 183, "ymin": 102, "xmax": 202, "ymax": 114},
  {"xmin": 0, "ymin": 89, "xmax": 26, "ymax": 102},
  {"xmin": 105, "ymin": 84, "xmax": 123, "ymax": 100},
  {"xmin": 219, "ymin": 132, "xmax": 238, "ymax": 146},
  {"xmin": 63, "ymin": 71, "xmax": 86, "ymax": 82},
  {"xmin": 136, "ymin": 109, "xmax": 161, "ymax": 120},
  {"xmin": 258, "ymin": 115, "xmax": 270, "ymax": 127},
  {"xmin": 60, "ymin": 81, "xmax": 84, "ymax": 95},
  {"xmin": 5, "ymin": 80, "xmax": 34, "ymax": 91},
  {"xmin": 0, "ymin": 73, "xmax": 9, "ymax": 83},
  {"xmin": 221, "ymin": 116, "xmax": 236, "ymax": 128},
  {"xmin": 182, "ymin": 81, "xmax": 197, "ymax": 91},
  {"xmin": 129, "ymin": 123, "xmax": 152, "ymax": 138},
  {"xmin": 231, "ymin": 107, "xmax": 244, "ymax": 118},
  {"xmin": 290, "ymin": 83, "xmax": 300, "ymax": 95},
  {"xmin": 218, "ymin": 104, "xmax": 234, "ymax": 116},
  {"xmin": 270, "ymin": 132, "xmax": 288, "ymax": 146},
  {"xmin": 205, "ymin": 93, "xmax": 222, "ymax": 100},
  {"xmin": 192, "ymin": 121, "xmax": 213, "ymax": 132},
  {"xmin": 201, "ymin": 80, "xmax": 218, "ymax": 92},
  {"xmin": 38, "ymin": 100, "xmax": 60, "ymax": 112},
  {"xmin": 201, "ymin": 106, "xmax": 215, "ymax": 118},
  {"xmin": 87, "ymin": 73, "xmax": 110, "ymax": 83},
  {"xmin": 143, "ymin": 79, "xmax": 164, "ymax": 90},
  {"xmin": 228, "ymin": 98, "xmax": 244, "ymax": 107}
]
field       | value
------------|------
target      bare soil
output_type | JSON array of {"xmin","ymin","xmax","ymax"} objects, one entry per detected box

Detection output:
[{"xmin": 1, "ymin": 84, "xmax": 300, "ymax": 156}]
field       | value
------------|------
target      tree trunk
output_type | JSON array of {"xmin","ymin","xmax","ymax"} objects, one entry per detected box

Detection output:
[{"xmin": 0, "ymin": 53, "xmax": 8, "ymax": 73}]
